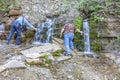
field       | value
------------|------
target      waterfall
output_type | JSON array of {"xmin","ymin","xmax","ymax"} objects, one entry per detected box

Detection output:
[
  {"xmin": 0, "ymin": 23, "xmax": 5, "ymax": 46},
  {"xmin": 83, "ymin": 19, "xmax": 96, "ymax": 57},
  {"xmin": 32, "ymin": 18, "xmax": 55, "ymax": 45}
]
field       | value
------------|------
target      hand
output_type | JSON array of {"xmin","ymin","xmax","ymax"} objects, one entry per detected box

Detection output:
[
  {"xmin": 34, "ymin": 28, "xmax": 37, "ymax": 31},
  {"xmin": 80, "ymin": 31, "xmax": 83, "ymax": 35}
]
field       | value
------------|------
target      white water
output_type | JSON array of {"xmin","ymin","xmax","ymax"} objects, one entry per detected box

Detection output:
[
  {"xmin": 0, "ymin": 23, "xmax": 5, "ymax": 46},
  {"xmin": 83, "ymin": 19, "xmax": 94, "ymax": 55},
  {"xmin": 32, "ymin": 18, "xmax": 55, "ymax": 45}
]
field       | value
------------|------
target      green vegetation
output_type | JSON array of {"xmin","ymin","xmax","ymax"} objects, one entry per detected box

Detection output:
[
  {"xmin": 43, "ymin": 54, "xmax": 52, "ymax": 64},
  {"xmin": 74, "ymin": 16, "xmax": 84, "ymax": 51},
  {"xmin": 74, "ymin": 16, "xmax": 83, "ymax": 29},
  {"xmin": 73, "ymin": 0, "xmax": 120, "ymax": 52},
  {"xmin": 0, "ymin": 0, "xmax": 20, "ymax": 11},
  {"xmin": 52, "ymin": 50, "xmax": 63, "ymax": 56},
  {"xmin": 25, "ymin": 60, "xmax": 42, "ymax": 66}
]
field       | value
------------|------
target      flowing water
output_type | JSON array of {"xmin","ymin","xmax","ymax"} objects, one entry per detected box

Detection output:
[
  {"xmin": 83, "ymin": 19, "xmax": 96, "ymax": 57},
  {"xmin": 32, "ymin": 18, "xmax": 55, "ymax": 45},
  {"xmin": 0, "ymin": 23, "xmax": 5, "ymax": 46}
]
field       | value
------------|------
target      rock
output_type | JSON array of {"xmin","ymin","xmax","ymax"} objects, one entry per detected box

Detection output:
[
  {"xmin": 47, "ymin": 53, "xmax": 55, "ymax": 62},
  {"xmin": 20, "ymin": 43, "xmax": 61, "ymax": 59},
  {"xmin": 8, "ymin": 55, "xmax": 25, "ymax": 61},
  {"xmin": 55, "ymin": 55, "xmax": 71, "ymax": 62},
  {"xmin": 19, "ymin": 0, "xmax": 80, "ymax": 24},
  {"xmin": 0, "ymin": 65, "xmax": 6, "ymax": 73},
  {"xmin": 23, "ymin": 67, "xmax": 55, "ymax": 80},
  {"xmin": 4, "ymin": 60, "xmax": 26, "ymax": 69},
  {"xmin": 115, "ymin": 58, "xmax": 120, "ymax": 65},
  {"xmin": 22, "ymin": 52, "xmax": 42, "ymax": 59},
  {"xmin": 0, "ymin": 60, "xmax": 26, "ymax": 72},
  {"xmin": 25, "ymin": 58, "xmax": 43, "ymax": 65},
  {"xmin": 8, "ymin": 7, "xmax": 23, "ymax": 16}
]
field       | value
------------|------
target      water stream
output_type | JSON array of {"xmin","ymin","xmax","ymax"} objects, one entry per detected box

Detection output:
[
  {"xmin": 32, "ymin": 18, "xmax": 55, "ymax": 45},
  {"xmin": 83, "ymin": 19, "xmax": 96, "ymax": 57},
  {"xmin": 0, "ymin": 23, "xmax": 5, "ymax": 46}
]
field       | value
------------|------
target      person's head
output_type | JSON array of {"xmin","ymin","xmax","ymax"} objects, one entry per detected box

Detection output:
[{"xmin": 68, "ymin": 20, "xmax": 73, "ymax": 23}]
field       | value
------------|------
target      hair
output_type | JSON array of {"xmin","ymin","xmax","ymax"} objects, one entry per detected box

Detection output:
[{"xmin": 68, "ymin": 20, "xmax": 73, "ymax": 23}]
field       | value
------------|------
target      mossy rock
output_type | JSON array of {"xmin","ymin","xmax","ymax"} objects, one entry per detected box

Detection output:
[
  {"xmin": 25, "ymin": 30, "xmax": 35, "ymax": 38},
  {"xmin": 52, "ymin": 50, "xmax": 63, "ymax": 56}
]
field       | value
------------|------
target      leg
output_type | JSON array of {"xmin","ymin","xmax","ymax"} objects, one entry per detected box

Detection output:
[
  {"xmin": 15, "ymin": 25, "xmax": 21, "ymax": 45},
  {"xmin": 6, "ymin": 26, "xmax": 15, "ymax": 44},
  {"xmin": 69, "ymin": 33, "xmax": 74, "ymax": 50},
  {"xmin": 64, "ymin": 34, "xmax": 70, "ymax": 55}
]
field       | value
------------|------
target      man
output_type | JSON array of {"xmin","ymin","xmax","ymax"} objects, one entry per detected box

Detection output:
[
  {"xmin": 60, "ymin": 20, "xmax": 83, "ymax": 56},
  {"xmin": 6, "ymin": 16, "xmax": 37, "ymax": 45}
]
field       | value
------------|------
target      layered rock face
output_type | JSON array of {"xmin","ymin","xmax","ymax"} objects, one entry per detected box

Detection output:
[
  {"xmin": 19, "ymin": 0, "xmax": 80, "ymax": 24},
  {"xmin": 0, "ymin": 7, "xmax": 23, "ymax": 40},
  {"xmin": 0, "ymin": 0, "xmax": 80, "ymax": 40}
]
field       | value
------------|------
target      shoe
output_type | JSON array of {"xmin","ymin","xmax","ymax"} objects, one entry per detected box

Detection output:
[
  {"xmin": 6, "ymin": 41, "xmax": 9, "ymax": 45},
  {"xmin": 65, "ymin": 54, "xmax": 70, "ymax": 56},
  {"xmin": 65, "ymin": 54, "xmax": 73, "ymax": 57},
  {"xmin": 85, "ymin": 54, "xmax": 97, "ymax": 58}
]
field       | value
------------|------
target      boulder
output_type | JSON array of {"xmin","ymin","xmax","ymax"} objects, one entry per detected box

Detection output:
[{"xmin": 8, "ymin": 7, "xmax": 23, "ymax": 16}]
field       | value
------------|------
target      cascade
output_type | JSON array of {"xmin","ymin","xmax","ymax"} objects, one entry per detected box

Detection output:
[
  {"xmin": 32, "ymin": 18, "xmax": 55, "ymax": 45},
  {"xmin": 0, "ymin": 23, "xmax": 5, "ymax": 46},
  {"xmin": 83, "ymin": 19, "xmax": 96, "ymax": 57}
]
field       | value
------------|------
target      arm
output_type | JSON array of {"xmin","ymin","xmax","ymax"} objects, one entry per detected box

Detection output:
[
  {"xmin": 60, "ymin": 26, "xmax": 65, "ymax": 38},
  {"xmin": 76, "ymin": 29, "xmax": 83, "ymax": 35},
  {"xmin": 23, "ymin": 17, "xmax": 37, "ymax": 31}
]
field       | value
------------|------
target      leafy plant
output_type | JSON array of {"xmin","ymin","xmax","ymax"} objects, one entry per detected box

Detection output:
[
  {"xmin": 44, "ymin": 54, "xmax": 49, "ymax": 63},
  {"xmin": 74, "ymin": 16, "xmax": 83, "ymax": 29},
  {"xmin": 76, "ymin": 0, "xmax": 104, "ymax": 19}
]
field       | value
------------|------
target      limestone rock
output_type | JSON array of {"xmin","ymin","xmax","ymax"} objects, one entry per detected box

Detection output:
[{"xmin": 4, "ymin": 60, "xmax": 26, "ymax": 69}]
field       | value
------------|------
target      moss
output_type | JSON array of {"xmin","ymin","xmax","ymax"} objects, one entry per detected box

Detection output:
[
  {"xmin": 52, "ymin": 50, "xmax": 63, "ymax": 56},
  {"xmin": 25, "ymin": 60, "xmax": 42, "ymax": 66},
  {"xmin": 25, "ymin": 31, "xmax": 35, "ymax": 38},
  {"xmin": 90, "ymin": 29, "xmax": 98, "ymax": 39},
  {"xmin": 91, "ymin": 39, "xmax": 104, "ymax": 52},
  {"xmin": 43, "ymin": 54, "xmax": 52, "ymax": 64}
]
